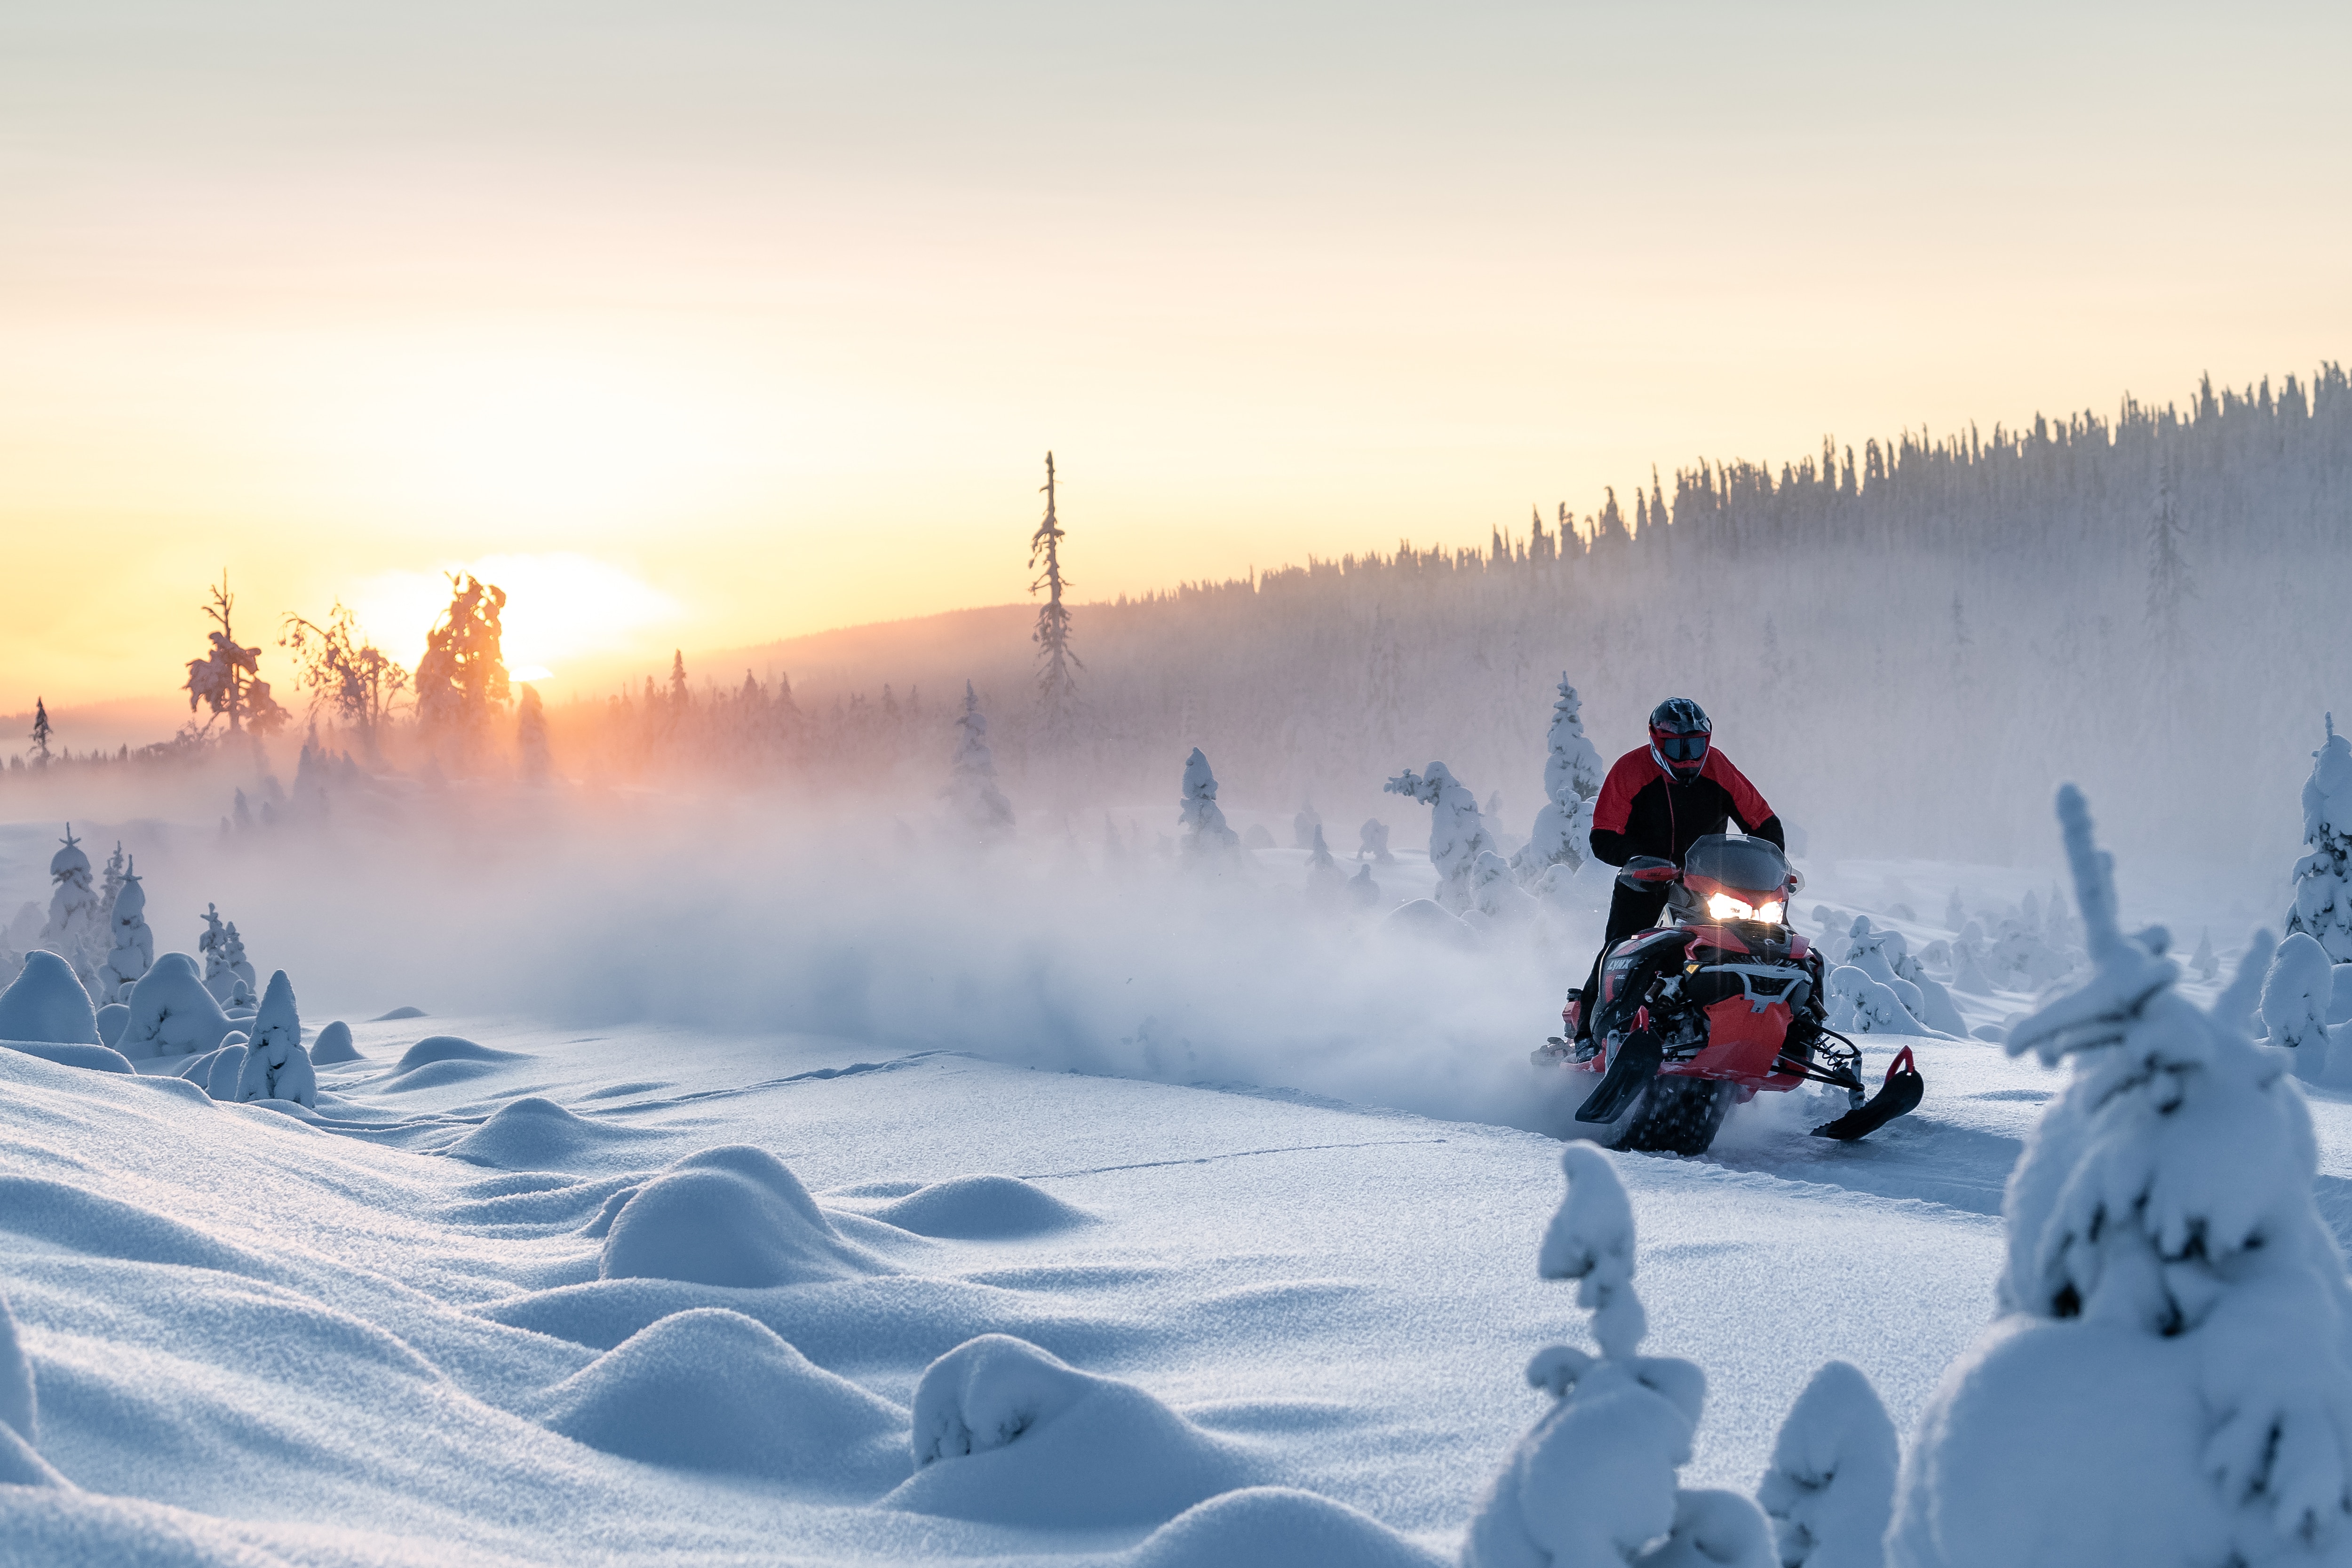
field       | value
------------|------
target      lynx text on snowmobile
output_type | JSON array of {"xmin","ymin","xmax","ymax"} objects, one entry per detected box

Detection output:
[{"xmin": 1530, "ymin": 833, "xmax": 1925, "ymax": 1155}]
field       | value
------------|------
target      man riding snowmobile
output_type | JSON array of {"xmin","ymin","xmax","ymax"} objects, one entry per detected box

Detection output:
[{"xmin": 1570, "ymin": 698, "xmax": 1786, "ymax": 1046}]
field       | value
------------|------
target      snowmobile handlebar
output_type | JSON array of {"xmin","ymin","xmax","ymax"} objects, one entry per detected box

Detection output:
[{"xmin": 1615, "ymin": 856, "xmax": 1680, "ymax": 889}]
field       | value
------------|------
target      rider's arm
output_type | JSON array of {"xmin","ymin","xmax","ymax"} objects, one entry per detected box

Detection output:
[
  {"xmin": 1586, "ymin": 751, "xmax": 1649, "ymax": 866},
  {"xmin": 1705, "ymin": 750, "xmax": 1783, "ymax": 848}
]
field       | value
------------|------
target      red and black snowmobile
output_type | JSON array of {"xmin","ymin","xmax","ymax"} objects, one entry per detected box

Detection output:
[{"xmin": 1531, "ymin": 834, "xmax": 1924, "ymax": 1155}]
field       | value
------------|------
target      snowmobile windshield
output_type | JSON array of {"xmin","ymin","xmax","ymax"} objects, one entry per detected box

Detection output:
[{"xmin": 1681, "ymin": 834, "xmax": 1789, "ymax": 895}]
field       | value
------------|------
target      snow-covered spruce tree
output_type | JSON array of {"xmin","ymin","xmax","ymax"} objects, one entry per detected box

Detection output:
[
  {"xmin": 1757, "ymin": 1361, "xmax": 1898, "ymax": 1568},
  {"xmin": 944, "ymin": 682, "xmax": 1015, "ymax": 841},
  {"xmin": 1890, "ymin": 785, "xmax": 2352, "ymax": 1568},
  {"xmin": 37, "ymin": 826, "xmax": 103, "ymax": 996},
  {"xmin": 517, "ymin": 683, "xmax": 551, "ymax": 782},
  {"xmin": 2287, "ymin": 714, "xmax": 2352, "ymax": 963},
  {"xmin": 1029, "ymin": 451, "xmax": 1082, "ymax": 745},
  {"xmin": 1944, "ymin": 887, "xmax": 1964, "ymax": 934},
  {"xmin": 1513, "ymin": 676, "xmax": 1606, "ymax": 882},
  {"xmin": 1463, "ymin": 1143, "xmax": 1772, "ymax": 1568},
  {"xmin": 95, "ymin": 858, "xmax": 153, "ymax": 1004},
  {"xmin": 1304, "ymin": 824, "xmax": 1346, "ymax": 901},
  {"xmin": 97, "ymin": 842, "xmax": 125, "ymax": 925},
  {"xmin": 27, "ymin": 698, "xmax": 51, "ymax": 765},
  {"xmin": 220, "ymin": 921, "xmax": 257, "ymax": 1006},
  {"xmin": 1178, "ymin": 748, "xmax": 1242, "ymax": 861},
  {"xmin": 1294, "ymin": 799, "xmax": 1322, "ymax": 850},
  {"xmin": 2192, "ymin": 927, "xmax": 2218, "ymax": 982},
  {"xmin": 1360, "ymin": 819, "xmax": 1394, "ymax": 863},
  {"xmin": 199, "ymin": 903, "xmax": 234, "ymax": 1002},
  {"xmin": 234, "ymin": 970, "xmax": 316, "ymax": 1107},
  {"xmin": 1385, "ymin": 763, "xmax": 1495, "ymax": 915},
  {"xmin": 1348, "ymin": 862, "xmax": 1383, "ymax": 909}
]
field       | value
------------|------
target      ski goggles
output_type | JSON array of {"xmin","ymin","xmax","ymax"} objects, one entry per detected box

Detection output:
[{"xmin": 1652, "ymin": 731, "xmax": 1710, "ymax": 762}]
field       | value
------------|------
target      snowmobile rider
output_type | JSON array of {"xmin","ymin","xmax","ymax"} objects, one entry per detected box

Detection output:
[{"xmin": 1571, "ymin": 698, "xmax": 1786, "ymax": 1044}]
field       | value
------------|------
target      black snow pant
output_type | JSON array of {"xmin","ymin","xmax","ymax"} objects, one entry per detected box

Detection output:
[{"xmin": 1574, "ymin": 881, "xmax": 1672, "ymax": 1040}]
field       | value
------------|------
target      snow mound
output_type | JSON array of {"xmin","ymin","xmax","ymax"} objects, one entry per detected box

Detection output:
[
  {"xmin": 394, "ymin": 1035, "xmax": 527, "ymax": 1070},
  {"xmin": 1125, "ymin": 1487, "xmax": 1446, "ymax": 1568},
  {"xmin": 118, "ymin": 953, "xmax": 237, "ymax": 1057},
  {"xmin": 869, "ymin": 1175, "xmax": 1095, "ymax": 1239},
  {"xmin": 2, "ymin": 1038, "xmax": 134, "ymax": 1075},
  {"xmin": 94, "ymin": 1002, "xmax": 128, "ymax": 1046},
  {"xmin": 372, "ymin": 1005, "xmax": 428, "ymax": 1020},
  {"xmin": 1386, "ymin": 897, "xmax": 1481, "ymax": 948},
  {"xmin": 539, "ymin": 1307, "xmax": 907, "ymax": 1490},
  {"xmin": 886, "ymin": 1333, "xmax": 1263, "ymax": 1527},
  {"xmin": 443, "ymin": 1096, "xmax": 661, "ymax": 1171},
  {"xmin": 1758, "ymin": 1360, "xmax": 1897, "ymax": 1568},
  {"xmin": 309, "ymin": 1020, "xmax": 360, "ymax": 1063},
  {"xmin": 600, "ymin": 1145, "xmax": 883, "ymax": 1288},
  {"xmin": 0, "ymin": 950, "xmax": 100, "ymax": 1045}
]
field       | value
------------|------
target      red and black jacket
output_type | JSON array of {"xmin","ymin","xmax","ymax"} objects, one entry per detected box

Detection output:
[{"xmin": 1588, "ymin": 745, "xmax": 1783, "ymax": 868}]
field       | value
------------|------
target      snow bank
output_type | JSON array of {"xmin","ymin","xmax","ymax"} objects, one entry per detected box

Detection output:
[
  {"xmin": 601, "ymin": 1145, "xmax": 884, "ymax": 1288},
  {"xmin": 0, "ymin": 950, "xmax": 101, "ymax": 1045},
  {"xmin": 868, "ymin": 1175, "xmax": 1095, "ymax": 1239},
  {"xmin": 233, "ymin": 970, "xmax": 316, "ymax": 1106},
  {"xmin": 539, "ymin": 1307, "xmax": 908, "ymax": 1490},
  {"xmin": 1127, "ymin": 1486, "xmax": 1446, "ymax": 1568},
  {"xmin": 889, "ymin": 1333, "xmax": 1263, "ymax": 1528},
  {"xmin": 118, "ymin": 953, "xmax": 237, "ymax": 1058},
  {"xmin": 1891, "ymin": 785, "xmax": 2352, "ymax": 1568},
  {"xmin": 2, "ymin": 1037, "xmax": 134, "ymax": 1075},
  {"xmin": 2261, "ymin": 930, "xmax": 2335, "ymax": 1081},
  {"xmin": 379, "ymin": 1034, "xmax": 530, "ymax": 1089},
  {"xmin": 1757, "ymin": 1360, "xmax": 1896, "ymax": 1568},
  {"xmin": 1464, "ymin": 1143, "xmax": 1772, "ymax": 1568}
]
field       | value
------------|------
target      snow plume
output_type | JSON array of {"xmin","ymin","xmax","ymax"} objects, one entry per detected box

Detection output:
[
  {"xmin": 1891, "ymin": 784, "xmax": 2352, "ymax": 1568},
  {"xmin": 1757, "ymin": 1362, "xmax": 1896, "ymax": 1568},
  {"xmin": 2288, "ymin": 713, "xmax": 2352, "ymax": 962},
  {"xmin": 1463, "ymin": 1144, "xmax": 1772, "ymax": 1568},
  {"xmin": 945, "ymin": 682, "xmax": 1016, "ymax": 842},
  {"xmin": 1513, "ymin": 676, "xmax": 1604, "ymax": 883},
  {"xmin": 1386, "ymin": 762, "xmax": 1494, "ymax": 914}
]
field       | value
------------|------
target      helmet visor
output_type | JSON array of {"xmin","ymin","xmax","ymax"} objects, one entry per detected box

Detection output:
[{"xmin": 1654, "ymin": 732, "xmax": 1710, "ymax": 763}]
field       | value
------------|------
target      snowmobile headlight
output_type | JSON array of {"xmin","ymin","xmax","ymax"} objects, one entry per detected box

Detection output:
[
  {"xmin": 1706, "ymin": 893, "xmax": 1754, "ymax": 921},
  {"xmin": 1755, "ymin": 900, "xmax": 1785, "ymax": 924}
]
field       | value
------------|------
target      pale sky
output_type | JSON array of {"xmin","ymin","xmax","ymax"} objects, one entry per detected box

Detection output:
[{"xmin": 5, "ymin": 0, "xmax": 2347, "ymax": 711}]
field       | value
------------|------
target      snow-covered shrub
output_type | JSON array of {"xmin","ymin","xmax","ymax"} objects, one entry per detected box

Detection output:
[
  {"xmin": 1360, "ymin": 819, "xmax": 1393, "ymax": 863},
  {"xmin": 1513, "ymin": 677, "xmax": 1605, "ymax": 883},
  {"xmin": 1471, "ymin": 851, "xmax": 1539, "ymax": 926},
  {"xmin": 1757, "ymin": 1361, "xmax": 1896, "ymax": 1568},
  {"xmin": 1947, "ymin": 940, "xmax": 1995, "ymax": 997},
  {"xmin": 2288, "ymin": 713, "xmax": 2352, "ymax": 963},
  {"xmin": 1943, "ymin": 888, "xmax": 1964, "ymax": 933},
  {"xmin": 0, "ymin": 952, "xmax": 100, "ymax": 1046},
  {"xmin": 2191, "ymin": 927, "xmax": 2218, "ymax": 982},
  {"xmin": 1347, "ymin": 863, "xmax": 1383, "ymax": 909},
  {"xmin": 1304, "ymin": 825, "xmax": 1347, "ymax": 902},
  {"xmin": 1293, "ymin": 800, "xmax": 1321, "ymax": 849},
  {"xmin": 1890, "ymin": 785, "xmax": 2352, "ymax": 1568},
  {"xmin": 233, "ymin": 970, "xmax": 316, "ymax": 1106},
  {"xmin": 1178, "ymin": 749, "xmax": 1242, "ymax": 862},
  {"xmin": 945, "ymin": 682, "xmax": 1016, "ymax": 842},
  {"xmin": 119, "ymin": 953, "xmax": 238, "ymax": 1057},
  {"xmin": 1853, "ymin": 923, "xmax": 1967, "ymax": 1035},
  {"xmin": 1825, "ymin": 966, "xmax": 1915, "ymax": 1036},
  {"xmin": 1462, "ymin": 1144, "xmax": 1772, "ymax": 1568},
  {"xmin": 95, "ymin": 859, "xmax": 153, "ymax": 1004},
  {"xmin": 1385, "ymin": 762, "xmax": 1495, "ymax": 914}
]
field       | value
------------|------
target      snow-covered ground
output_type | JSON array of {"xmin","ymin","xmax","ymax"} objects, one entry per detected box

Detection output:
[{"xmin": 5, "ymin": 816, "xmax": 2346, "ymax": 1564}]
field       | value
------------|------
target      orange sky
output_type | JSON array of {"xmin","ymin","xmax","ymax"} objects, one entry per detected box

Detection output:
[{"xmin": 6, "ymin": 0, "xmax": 2348, "ymax": 718}]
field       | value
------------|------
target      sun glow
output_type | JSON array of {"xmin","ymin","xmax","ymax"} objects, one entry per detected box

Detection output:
[{"xmin": 349, "ymin": 554, "xmax": 682, "ymax": 680}]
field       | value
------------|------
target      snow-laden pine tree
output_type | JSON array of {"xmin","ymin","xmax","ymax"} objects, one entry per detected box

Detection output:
[
  {"xmin": 1513, "ymin": 676, "xmax": 1606, "ymax": 882},
  {"xmin": 37, "ymin": 826, "xmax": 103, "ymax": 997},
  {"xmin": 2191, "ymin": 927, "xmax": 2218, "ymax": 982},
  {"xmin": 1385, "ymin": 762, "xmax": 1494, "ymax": 914},
  {"xmin": 2287, "ymin": 714, "xmax": 2352, "ymax": 963},
  {"xmin": 235, "ymin": 970, "xmax": 316, "ymax": 1107},
  {"xmin": 517, "ymin": 684, "xmax": 551, "ymax": 783},
  {"xmin": 2259, "ymin": 931, "xmax": 2336, "ymax": 1083},
  {"xmin": 1304, "ymin": 824, "xmax": 1346, "ymax": 901},
  {"xmin": 97, "ymin": 842, "xmax": 125, "ymax": 925},
  {"xmin": 1944, "ymin": 887, "xmax": 1965, "ymax": 933},
  {"xmin": 1757, "ymin": 1361, "xmax": 1898, "ymax": 1568},
  {"xmin": 95, "ymin": 858, "xmax": 154, "ymax": 1004},
  {"xmin": 183, "ymin": 574, "xmax": 290, "ymax": 736},
  {"xmin": 27, "ymin": 698, "xmax": 51, "ymax": 764},
  {"xmin": 944, "ymin": 682, "xmax": 1015, "ymax": 842},
  {"xmin": 1178, "ymin": 748, "xmax": 1241, "ymax": 861},
  {"xmin": 1294, "ymin": 800, "xmax": 1322, "ymax": 850},
  {"xmin": 1463, "ymin": 1144, "xmax": 1772, "ymax": 1568},
  {"xmin": 1360, "ymin": 819, "xmax": 1393, "ymax": 863},
  {"xmin": 1890, "ymin": 785, "xmax": 2352, "ymax": 1568}
]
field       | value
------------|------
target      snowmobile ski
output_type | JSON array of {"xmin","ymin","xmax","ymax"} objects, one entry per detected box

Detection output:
[
  {"xmin": 1808, "ymin": 1045, "xmax": 1924, "ymax": 1141},
  {"xmin": 1574, "ymin": 1029, "xmax": 1664, "ymax": 1125}
]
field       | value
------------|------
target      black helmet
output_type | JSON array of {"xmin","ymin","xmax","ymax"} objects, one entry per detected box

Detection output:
[{"xmin": 1648, "ymin": 698, "xmax": 1712, "ymax": 779}]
